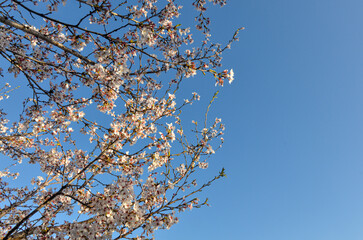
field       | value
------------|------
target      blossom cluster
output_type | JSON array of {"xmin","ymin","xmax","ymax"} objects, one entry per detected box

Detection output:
[{"xmin": 0, "ymin": 0, "xmax": 239, "ymax": 239}]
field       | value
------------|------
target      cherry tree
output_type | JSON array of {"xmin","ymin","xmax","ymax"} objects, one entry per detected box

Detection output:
[{"xmin": 0, "ymin": 0, "xmax": 240, "ymax": 239}]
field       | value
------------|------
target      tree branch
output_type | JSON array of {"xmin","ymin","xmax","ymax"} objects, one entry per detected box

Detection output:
[{"xmin": 0, "ymin": 16, "xmax": 94, "ymax": 64}]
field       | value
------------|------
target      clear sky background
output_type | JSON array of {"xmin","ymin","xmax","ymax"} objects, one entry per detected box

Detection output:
[
  {"xmin": 156, "ymin": 0, "xmax": 363, "ymax": 239},
  {"xmin": 2, "ymin": 0, "xmax": 363, "ymax": 239}
]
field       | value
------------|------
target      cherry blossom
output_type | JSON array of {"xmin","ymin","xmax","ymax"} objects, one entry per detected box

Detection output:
[{"xmin": 0, "ymin": 0, "xmax": 240, "ymax": 239}]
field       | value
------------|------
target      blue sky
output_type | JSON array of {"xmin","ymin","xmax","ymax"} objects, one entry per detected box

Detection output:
[
  {"xmin": 156, "ymin": 0, "xmax": 363, "ymax": 239},
  {"xmin": 1, "ymin": 0, "xmax": 363, "ymax": 239}
]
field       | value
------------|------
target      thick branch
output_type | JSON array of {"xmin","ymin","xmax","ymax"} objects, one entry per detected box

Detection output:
[
  {"xmin": 3, "ymin": 139, "xmax": 118, "ymax": 239},
  {"xmin": 0, "ymin": 16, "xmax": 94, "ymax": 65}
]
